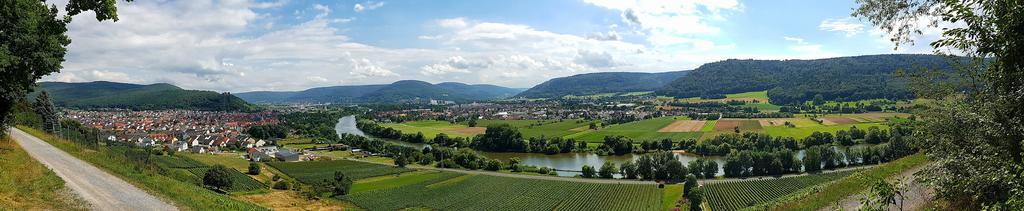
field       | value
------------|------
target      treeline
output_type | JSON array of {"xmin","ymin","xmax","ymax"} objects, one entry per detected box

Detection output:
[
  {"xmin": 245, "ymin": 124, "xmax": 287, "ymax": 140},
  {"xmin": 657, "ymin": 54, "xmax": 955, "ymax": 105}
]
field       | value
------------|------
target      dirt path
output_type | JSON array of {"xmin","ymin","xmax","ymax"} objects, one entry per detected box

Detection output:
[
  {"xmin": 10, "ymin": 128, "xmax": 177, "ymax": 211},
  {"xmin": 822, "ymin": 164, "xmax": 932, "ymax": 211}
]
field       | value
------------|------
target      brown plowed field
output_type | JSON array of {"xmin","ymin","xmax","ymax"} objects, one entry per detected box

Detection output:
[{"xmin": 658, "ymin": 120, "xmax": 706, "ymax": 132}]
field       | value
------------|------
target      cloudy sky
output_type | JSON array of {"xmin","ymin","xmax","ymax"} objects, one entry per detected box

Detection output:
[{"xmin": 43, "ymin": 0, "xmax": 941, "ymax": 92}]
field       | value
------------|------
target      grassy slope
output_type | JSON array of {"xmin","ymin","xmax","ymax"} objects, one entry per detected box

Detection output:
[
  {"xmin": 0, "ymin": 136, "xmax": 89, "ymax": 210},
  {"xmin": 567, "ymin": 116, "xmax": 702, "ymax": 142},
  {"xmin": 478, "ymin": 119, "xmax": 591, "ymax": 138},
  {"xmin": 662, "ymin": 184, "xmax": 686, "ymax": 211},
  {"xmin": 768, "ymin": 153, "xmax": 928, "ymax": 210},
  {"xmin": 17, "ymin": 126, "xmax": 265, "ymax": 210}
]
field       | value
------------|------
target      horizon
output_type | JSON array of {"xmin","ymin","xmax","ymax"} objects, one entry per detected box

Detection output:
[{"xmin": 40, "ymin": 0, "xmax": 942, "ymax": 93}]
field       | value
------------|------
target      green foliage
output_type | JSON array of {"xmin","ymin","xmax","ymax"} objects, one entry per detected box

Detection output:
[
  {"xmin": 246, "ymin": 124, "xmax": 287, "ymax": 140},
  {"xmin": 30, "ymin": 81, "xmax": 254, "ymax": 111},
  {"xmin": 472, "ymin": 124, "xmax": 528, "ymax": 152},
  {"xmin": 581, "ymin": 165, "xmax": 596, "ymax": 178},
  {"xmin": 248, "ymin": 162, "xmax": 261, "ymax": 175},
  {"xmin": 266, "ymin": 160, "xmax": 413, "ymax": 185},
  {"xmin": 272, "ymin": 180, "xmax": 291, "ymax": 190},
  {"xmin": 598, "ymin": 161, "xmax": 618, "ymax": 179},
  {"xmin": 516, "ymin": 71, "xmax": 689, "ymax": 98},
  {"xmin": 656, "ymin": 55, "xmax": 955, "ymax": 105},
  {"xmin": 702, "ymin": 170, "xmax": 860, "ymax": 211},
  {"xmin": 203, "ymin": 165, "xmax": 234, "ymax": 191}
]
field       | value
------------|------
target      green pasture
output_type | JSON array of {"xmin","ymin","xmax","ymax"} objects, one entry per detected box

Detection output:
[{"xmin": 566, "ymin": 116, "xmax": 702, "ymax": 142}]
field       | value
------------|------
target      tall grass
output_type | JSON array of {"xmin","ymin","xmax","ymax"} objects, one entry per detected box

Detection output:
[{"xmin": 0, "ymin": 136, "xmax": 89, "ymax": 210}]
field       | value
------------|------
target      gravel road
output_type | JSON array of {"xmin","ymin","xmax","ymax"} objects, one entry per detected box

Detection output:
[{"xmin": 10, "ymin": 128, "xmax": 177, "ymax": 211}]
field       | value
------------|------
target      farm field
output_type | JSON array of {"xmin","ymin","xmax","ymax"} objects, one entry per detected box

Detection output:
[
  {"xmin": 678, "ymin": 90, "xmax": 770, "ymax": 103},
  {"xmin": 341, "ymin": 171, "xmax": 663, "ymax": 210},
  {"xmin": 477, "ymin": 119, "xmax": 592, "ymax": 138},
  {"xmin": 713, "ymin": 119, "xmax": 763, "ymax": 131},
  {"xmin": 381, "ymin": 120, "xmax": 484, "ymax": 139},
  {"xmin": 658, "ymin": 120, "xmax": 706, "ymax": 132},
  {"xmin": 151, "ymin": 155, "xmax": 266, "ymax": 193},
  {"xmin": 703, "ymin": 170, "xmax": 861, "ymax": 211},
  {"xmin": 266, "ymin": 160, "xmax": 414, "ymax": 184},
  {"xmin": 762, "ymin": 123, "xmax": 890, "ymax": 139},
  {"xmin": 566, "ymin": 116, "xmax": 702, "ymax": 142}
]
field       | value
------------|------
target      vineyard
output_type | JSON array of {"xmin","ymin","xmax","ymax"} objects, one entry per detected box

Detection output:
[
  {"xmin": 266, "ymin": 160, "xmax": 414, "ymax": 184},
  {"xmin": 702, "ymin": 170, "xmax": 860, "ymax": 211},
  {"xmin": 150, "ymin": 155, "xmax": 266, "ymax": 192},
  {"xmin": 342, "ymin": 172, "xmax": 662, "ymax": 210}
]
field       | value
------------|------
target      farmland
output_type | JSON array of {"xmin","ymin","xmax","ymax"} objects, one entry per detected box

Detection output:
[
  {"xmin": 477, "ymin": 119, "xmax": 592, "ymax": 138},
  {"xmin": 380, "ymin": 120, "xmax": 484, "ymax": 139},
  {"xmin": 151, "ymin": 155, "xmax": 266, "ymax": 193},
  {"xmin": 702, "ymin": 170, "xmax": 861, "ymax": 211},
  {"xmin": 567, "ymin": 116, "xmax": 702, "ymax": 142},
  {"xmin": 266, "ymin": 160, "xmax": 414, "ymax": 184},
  {"xmin": 342, "ymin": 171, "xmax": 663, "ymax": 210}
]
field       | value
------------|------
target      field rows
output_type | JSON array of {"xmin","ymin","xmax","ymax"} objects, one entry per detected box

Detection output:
[
  {"xmin": 702, "ymin": 170, "xmax": 860, "ymax": 211},
  {"xmin": 267, "ymin": 160, "xmax": 414, "ymax": 184}
]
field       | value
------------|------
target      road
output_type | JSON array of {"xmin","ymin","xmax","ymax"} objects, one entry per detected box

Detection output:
[{"xmin": 10, "ymin": 128, "xmax": 177, "ymax": 211}]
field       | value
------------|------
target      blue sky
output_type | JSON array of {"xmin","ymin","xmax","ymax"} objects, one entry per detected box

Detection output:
[{"xmin": 45, "ymin": 0, "xmax": 941, "ymax": 92}]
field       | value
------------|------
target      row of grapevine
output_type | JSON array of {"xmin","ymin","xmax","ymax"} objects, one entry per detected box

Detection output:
[
  {"xmin": 185, "ymin": 167, "xmax": 266, "ymax": 192},
  {"xmin": 266, "ymin": 160, "xmax": 413, "ymax": 184},
  {"xmin": 703, "ymin": 170, "xmax": 860, "ymax": 211}
]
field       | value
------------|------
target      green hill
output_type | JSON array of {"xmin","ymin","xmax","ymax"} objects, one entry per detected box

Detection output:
[
  {"xmin": 656, "ymin": 54, "xmax": 956, "ymax": 105},
  {"xmin": 515, "ymin": 70, "xmax": 689, "ymax": 98},
  {"xmin": 32, "ymin": 81, "xmax": 254, "ymax": 111},
  {"xmin": 236, "ymin": 80, "xmax": 521, "ymax": 104}
]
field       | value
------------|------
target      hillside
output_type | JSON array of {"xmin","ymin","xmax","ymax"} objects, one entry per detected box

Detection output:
[
  {"xmin": 236, "ymin": 80, "xmax": 521, "ymax": 104},
  {"xmin": 656, "ymin": 54, "xmax": 956, "ymax": 105},
  {"xmin": 515, "ymin": 70, "xmax": 689, "ymax": 98},
  {"xmin": 32, "ymin": 81, "xmax": 254, "ymax": 111}
]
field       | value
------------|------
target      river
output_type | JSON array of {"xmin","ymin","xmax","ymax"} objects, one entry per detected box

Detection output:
[{"xmin": 334, "ymin": 116, "xmax": 868, "ymax": 177}]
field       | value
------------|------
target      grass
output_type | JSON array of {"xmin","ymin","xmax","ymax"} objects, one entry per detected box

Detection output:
[
  {"xmin": 701, "ymin": 120, "xmax": 718, "ymax": 132},
  {"xmin": 350, "ymin": 171, "xmax": 449, "ymax": 194},
  {"xmin": 266, "ymin": 160, "xmax": 414, "ymax": 184},
  {"xmin": 567, "ymin": 116, "xmax": 702, "ymax": 142},
  {"xmin": 341, "ymin": 172, "xmax": 663, "ymax": 210},
  {"xmin": 768, "ymin": 153, "xmax": 928, "ymax": 210},
  {"xmin": 725, "ymin": 90, "xmax": 769, "ymax": 99},
  {"xmin": 0, "ymin": 135, "xmax": 89, "ymax": 210},
  {"xmin": 381, "ymin": 120, "xmax": 478, "ymax": 139},
  {"xmin": 762, "ymin": 123, "xmax": 890, "ymax": 140},
  {"xmin": 185, "ymin": 153, "xmax": 248, "ymax": 171},
  {"xmin": 662, "ymin": 184, "xmax": 685, "ymax": 211},
  {"xmin": 239, "ymin": 190, "xmax": 355, "ymax": 210},
  {"xmin": 16, "ymin": 126, "xmax": 266, "ymax": 210},
  {"xmin": 740, "ymin": 102, "xmax": 782, "ymax": 112},
  {"xmin": 484, "ymin": 119, "xmax": 591, "ymax": 138}
]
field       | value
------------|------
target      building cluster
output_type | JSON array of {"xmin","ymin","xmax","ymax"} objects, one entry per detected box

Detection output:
[
  {"xmin": 65, "ymin": 109, "xmax": 279, "ymax": 154},
  {"xmin": 370, "ymin": 100, "xmax": 658, "ymax": 123}
]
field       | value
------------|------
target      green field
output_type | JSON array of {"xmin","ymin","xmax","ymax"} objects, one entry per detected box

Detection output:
[
  {"xmin": 703, "ymin": 170, "xmax": 861, "ymax": 211},
  {"xmin": 662, "ymin": 184, "xmax": 686, "ymax": 211},
  {"xmin": 266, "ymin": 160, "xmax": 414, "ymax": 184},
  {"xmin": 342, "ymin": 172, "xmax": 663, "ymax": 210},
  {"xmin": 702, "ymin": 120, "xmax": 717, "ymax": 132},
  {"xmin": 762, "ymin": 123, "xmax": 889, "ymax": 140},
  {"xmin": 725, "ymin": 90, "xmax": 769, "ymax": 99},
  {"xmin": 477, "ymin": 119, "xmax": 592, "ymax": 138},
  {"xmin": 567, "ymin": 116, "xmax": 702, "ymax": 142},
  {"xmin": 151, "ymin": 155, "xmax": 266, "ymax": 193},
  {"xmin": 381, "ymin": 120, "xmax": 479, "ymax": 139}
]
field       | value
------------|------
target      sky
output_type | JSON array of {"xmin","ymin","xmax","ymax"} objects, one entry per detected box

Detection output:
[{"xmin": 42, "ymin": 0, "xmax": 943, "ymax": 92}]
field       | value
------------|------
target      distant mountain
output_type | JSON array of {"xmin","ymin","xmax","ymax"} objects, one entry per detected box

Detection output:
[
  {"xmin": 236, "ymin": 80, "xmax": 522, "ymax": 104},
  {"xmin": 656, "ymin": 54, "xmax": 957, "ymax": 105},
  {"xmin": 515, "ymin": 70, "xmax": 689, "ymax": 98},
  {"xmin": 32, "ymin": 81, "xmax": 254, "ymax": 111}
]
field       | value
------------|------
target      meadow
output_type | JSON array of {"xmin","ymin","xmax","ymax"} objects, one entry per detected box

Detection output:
[
  {"xmin": 702, "ymin": 170, "xmax": 861, "ymax": 211},
  {"xmin": 380, "ymin": 120, "xmax": 483, "ymax": 139},
  {"xmin": 0, "ymin": 136, "xmax": 88, "ymax": 210},
  {"xmin": 477, "ymin": 119, "xmax": 592, "ymax": 138},
  {"xmin": 566, "ymin": 116, "xmax": 703, "ymax": 142},
  {"xmin": 266, "ymin": 160, "xmax": 414, "ymax": 184}
]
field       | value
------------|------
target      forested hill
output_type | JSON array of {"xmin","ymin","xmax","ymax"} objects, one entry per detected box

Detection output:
[
  {"xmin": 656, "ymin": 54, "xmax": 956, "ymax": 105},
  {"xmin": 515, "ymin": 70, "xmax": 689, "ymax": 98},
  {"xmin": 31, "ymin": 81, "xmax": 254, "ymax": 111},
  {"xmin": 236, "ymin": 80, "xmax": 522, "ymax": 104}
]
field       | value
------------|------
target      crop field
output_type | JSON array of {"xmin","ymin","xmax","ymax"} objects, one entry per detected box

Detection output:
[
  {"xmin": 763, "ymin": 123, "xmax": 889, "ymax": 139},
  {"xmin": 820, "ymin": 117, "xmax": 859, "ymax": 125},
  {"xmin": 679, "ymin": 91, "xmax": 770, "ymax": 103},
  {"xmin": 266, "ymin": 160, "xmax": 414, "ymax": 184},
  {"xmin": 566, "ymin": 116, "xmax": 702, "ymax": 142},
  {"xmin": 714, "ymin": 119, "xmax": 762, "ymax": 131},
  {"xmin": 703, "ymin": 170, "xmax": 860, "ymax": 211},
  {"xmin": 342, "ymin": 172, "xmax": 662, "ymax": 210},
  {"xmin": 658, "ymin": 120, "xmax": 706, "ymax": 132},
  {"xmin": 475, "ymin": 119, "xmax": 591, "ymax": 138},
  {"xmin": 381, "ymin": 120, "xmax": 484, "ymax": 139},
  {"xmin": 756, "ymin": 118, "xmax": 820, "ymax": 127},
  {"xmin": 702, "ymin": 120, "xmax": 718, "ymax": 132}
]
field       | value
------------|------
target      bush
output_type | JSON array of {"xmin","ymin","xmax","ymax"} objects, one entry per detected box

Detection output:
[
  {"xmin": 203, "ymin": 165, "xmax": 234, "ymax": 191},
  {"xmin": 273, "ymin": 180, "xmax": 291, "ymax": 190},
  {"xmin": 248, "ymin": 162, "xmax": 261, "ymax": 175}
]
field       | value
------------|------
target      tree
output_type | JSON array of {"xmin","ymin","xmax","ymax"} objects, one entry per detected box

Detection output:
[
  {"xmin": 598, "ymin": 161, "xmax": 618, "ymax": 179},
  {"xmin": 484, "ymin": 159, "xmax": 502, "ymax": 171},
  {"xmin": 854, "ymin": 0, "xmax": 1024, "ymax": 206},
  {"xmin": 247, "ymin": 162, "xmax": 261, "ymax": 175},
  {"xmin": 688, "ymin": 159, "xmax": 705, "ymax": 179},
  {"xmin": 702, "ymin": 160, "xmax": 718, "ymax": 179},
  {"xmin": 203, "ymin": 165, "xmax": 233, "ymax": 191},
  {"xmin": 32, "ymin": 91, "xmax": 57, "ymax": 132},
  {"xmin": 684, "ymin": 174, "xmax": 698, "ymax": 196},
  {"xmin": 860, "ymin": 177, "xmax": 908, "ymax": 211},
  {"xmin": 394, "ymin": 155, "xmax": 408, "ymax": 167},
  {"xmin": 667, "ymin": 160, "xmax": 687, "ymax": 181},
  {"xmin": 688, "ymin": 187, "xmax": 704, "ymax": 211},
  {"xmin": 581, "ymin": 165, "xmax": 596, "ymax": 178},
  {"xmin": 1, "ymin": 0, "xmax": 131, "ymax": 136},
  {"xmin": 328, "ymin": 171, "xmax": 353, "ymax": 196},
  {"xmin": 620, "ymin": 160, "xmax": 638, "ymax": 179}
]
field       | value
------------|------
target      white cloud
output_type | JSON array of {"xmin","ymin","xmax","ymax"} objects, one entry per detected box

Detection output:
[
  {"xmin": 420, "ymin": 56, "xmax": 476, "ymax": 75},
  {"xmin": 307, "ymin": 76, "xmax": 329, "ymax": 82},
  {"xmin": 354, "ymin": 1, "xmax": 385, "ymax": 12},
  {"xmin": 819, "ymin": 18, "xmax": 865, "ymax": 37},
  {"xmin": 350, "ymin": 58, "xmax": 399, "ymax": 78},
  {"xmin": 313, "ymin": 4, "xmax": 331, "ymax": 18},
  {"xmin": 584, "ymin": 0, "xmax": 740, "ymax": 46},
  {"xmin": 437, "ymin": 17, "xmax": 468, "ymax": 29}
]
